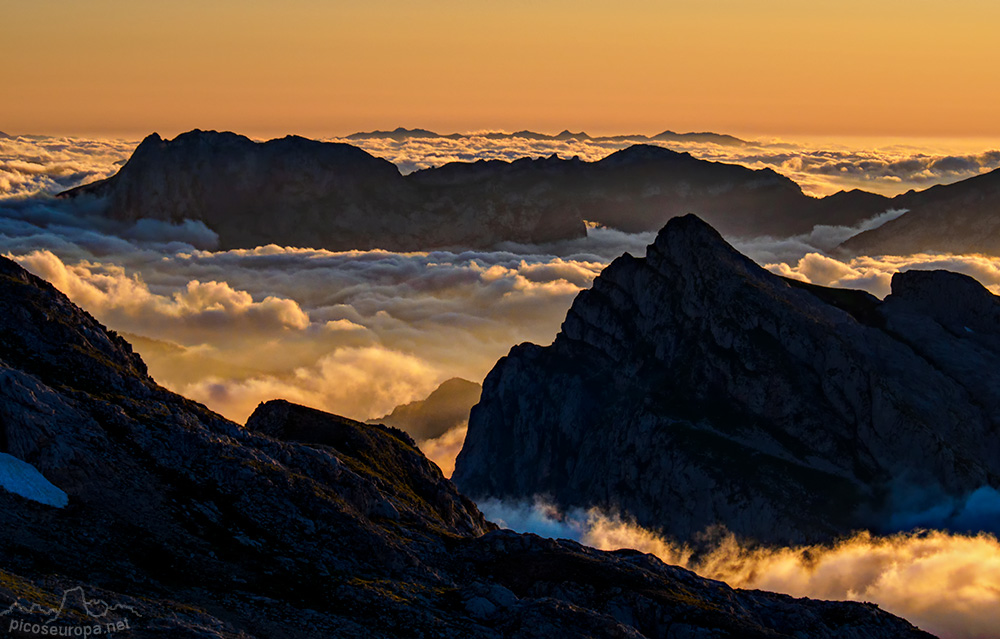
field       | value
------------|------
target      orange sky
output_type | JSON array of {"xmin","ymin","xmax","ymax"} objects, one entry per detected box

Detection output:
[{"xmin": 3, "ymin": 0, "xmax": 999, "ymax": 138}]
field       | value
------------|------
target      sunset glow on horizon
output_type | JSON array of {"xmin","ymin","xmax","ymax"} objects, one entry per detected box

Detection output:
[{"xmin": 4, "ymin": 0, "xmax": 1000, "ymax": 139}]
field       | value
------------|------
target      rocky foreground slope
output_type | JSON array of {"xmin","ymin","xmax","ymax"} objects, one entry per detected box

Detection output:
[
  {"xmin": 455, "ymin": 215, "xmax": 1000, "ymax": 546},
  {"xmin": 0, "ymin": 248, "xmax": 933, "ymax": 636},
  {"xmin": 60, "ymin": 130, "xmax": 888, "ymax": 250}
]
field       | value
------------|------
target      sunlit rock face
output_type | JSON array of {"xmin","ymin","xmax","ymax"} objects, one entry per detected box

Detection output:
[
  {"xmin": 60, "ymin": 130, "xmax": 893, "ymax": 252},
  {"xmin": 454, "ymin": 214, "xmax": 1000, "ymax": 545},
  {"xmin": 0, "ymin": 252, "xmax": 934, "ymax": 637}
]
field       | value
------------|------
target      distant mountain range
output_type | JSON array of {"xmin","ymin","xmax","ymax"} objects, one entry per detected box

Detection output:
[
  {"xmin": 58, "ymin": 130, "xmax": 885, "ymax": 251},
  {"xmin": 0, "ymin": 250, "xmax": 932, "ymax": 638},
  {"xmin": 345, "ymin": 126, "xmax": 750, "ymax": 147},
  {"xmin": 58, "ymin": 129, "xmax": 1000, "ymax": 255},
  {"xmin": 455, "ymin": 215, "xmax": 1000, "ymax": 545}
]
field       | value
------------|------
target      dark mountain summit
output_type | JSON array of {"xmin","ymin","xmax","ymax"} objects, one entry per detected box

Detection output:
[
  {"xmin": 0, "ymin": 241, "xmax": 933, "ymax": 636},
  {"xmin": 60, "ymin": 130, "xmax": 892, "ymax": 251},
  {"xmin": 454, "ymin": 215, "xmax": 1000, "ymax": 546},
  {"xmin": 840, "ymin": 166, "xmax": 1000, "ymax": 255}
]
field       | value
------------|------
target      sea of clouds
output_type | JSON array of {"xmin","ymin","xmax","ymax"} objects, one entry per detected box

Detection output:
[
  {"xmin": 4, "ymin": 132, "xmax": 1000, "ymax": 451},
  {"xmin": 4, "ymin": 131, "xmax": 1000, "ymax": 637}
]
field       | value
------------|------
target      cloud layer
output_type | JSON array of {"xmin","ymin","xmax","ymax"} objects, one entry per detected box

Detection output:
[
  {"xmin": 479, "ymin": 499, "xmax": 1000, "ymax": 639},
  {"xmin": 2, "ymin": 226, "xmax": 607, "ymax": 422},
  {"xmin": 0, "ymin": 135, "xmax": 135, "ymax": 199},
  {"xmin": 6, "ymin": 132, "xmax": 999, "ymax": 202}
]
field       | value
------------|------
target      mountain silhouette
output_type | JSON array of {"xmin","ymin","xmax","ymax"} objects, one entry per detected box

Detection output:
[
  {"xmin": 345, "ymin": 127, "xmax": 748, "ymax": 146},
  {"xmin": 62, "ymin": 130, "xmax": 939, "ymax": 251},
  {"xmin": 455, "ymin": 214, "xmax": 1000, "ymax": 545}
]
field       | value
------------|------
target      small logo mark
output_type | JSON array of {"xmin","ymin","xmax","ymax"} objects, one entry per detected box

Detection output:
[{"xmin": 2, "ymin": 586, "xmax": 140, "ymax": 636}]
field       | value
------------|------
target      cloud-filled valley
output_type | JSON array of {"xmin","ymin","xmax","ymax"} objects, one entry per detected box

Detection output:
[
  {"xmin": 8, "ymin": 241, "xmax": 604, "ymax": 423},
  {"xmin": 5, "ymin": 131, "xmax": 1000, "ymax": 449},
  {"xmin": 4, "ymin": 131, "xmax": 1000, "ymax": 638}
]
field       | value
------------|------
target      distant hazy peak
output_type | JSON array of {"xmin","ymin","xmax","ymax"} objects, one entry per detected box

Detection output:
[{"xmin": 342, "ymin": 127, "xmax": 751, "ymax": 146}]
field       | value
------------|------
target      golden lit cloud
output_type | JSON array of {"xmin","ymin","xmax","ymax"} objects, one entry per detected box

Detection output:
[
  {"xmin": 480, "ymin": 500, "xmax": 1000, "ymax": 639},
  {"xmin": 417, "ymin": 424, "xmax": 468, "ymax": 479},
  {"xmin": 181, "ymin": 346, "xmax": 442, "ymax": 423}
]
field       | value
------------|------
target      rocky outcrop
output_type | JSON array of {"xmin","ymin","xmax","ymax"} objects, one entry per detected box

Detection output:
[
  {"xmin": 60, "ymin": 131, "xmax": 891, "ymax": 251},
  {"xmin": 370, "ymin": 377, "xmax": 482, "ymax": 441},
  {"xmin": 0, "ymin": 247, "xmax": 933, "ymax": 636},
  {"xmin": 839, "ymin": 166, "xmax": 1000, "ymax": 255},
  {"xmin": 454, "ymin": 215, "xmax": 1000, "ymax": 546}
]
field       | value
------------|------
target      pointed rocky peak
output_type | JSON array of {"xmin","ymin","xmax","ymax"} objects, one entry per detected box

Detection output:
[
  {"xmin": 424, "ymin": 377, "xmax": 481, "ymax": 401},
  {"xmin": 645, "ymin": 213, "xmax": 774, "ymax": 287},
  {"xmin": 650, "ymin": 213, "xmax": 743, "ymax": 259},
  {"xmin": 135, "ymin": 131, "xmax": 162, "ymax": 147},
  {"xmin": 554, "ymin": 129, "xmax": 589, "ymax": 140}
]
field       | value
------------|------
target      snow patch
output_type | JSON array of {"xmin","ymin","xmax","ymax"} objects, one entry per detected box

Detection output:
[{"xmin": 0, "ymin": 452, "xmax": 68, "ymax": 507}]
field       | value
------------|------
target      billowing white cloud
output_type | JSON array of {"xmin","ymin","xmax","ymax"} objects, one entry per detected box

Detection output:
[
  {"xmin": 10, "ymin": 249, "xmax": 311, "ymax": 333},
  {"xmin": 0, "ymin": 135, "xmax": 136, "ymax": 199},
  {"xmin": 3, "ymin": 231, "xmax": 608, "ymax": 423}
]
